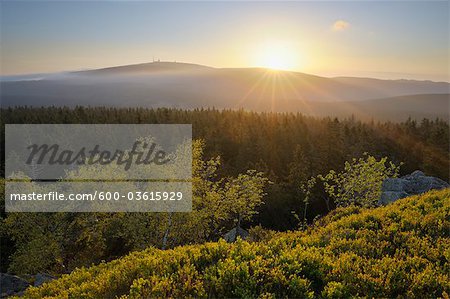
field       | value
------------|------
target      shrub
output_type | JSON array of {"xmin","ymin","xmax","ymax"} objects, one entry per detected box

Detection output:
[{"xmin": 16, "ymin": 189, "xmax": 450, "ymax": 298}]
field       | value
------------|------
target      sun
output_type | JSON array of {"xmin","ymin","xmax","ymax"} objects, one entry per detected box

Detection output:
[{"xmin": 255, "ymin": 42, "xmax": 299, "ymax": 71}]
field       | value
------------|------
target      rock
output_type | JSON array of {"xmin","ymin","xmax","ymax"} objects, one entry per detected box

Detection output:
[
  {"xmin": 379, "ymin": 191, "xmax": 409, "ymax": 205},
  {"xmin": 34, "ymin": 273, "xmax": 55, "ymax": 287},
  {"xmin": 380, "ymin": 170, "xmax": 449, "ymax": 205},
  {"xmin": 403, "ymin": 172, "xmax": 449, "ymax": 194},
  {"xmin": 223, "ymin": 226, "xmax": 249, "ymax": 243},
  {"xmin": 382, "ymin": 178, "xmax": 408, "ymax": 192},
  {"xmin": 0, "ymin": 273, "xmax": 30, "ymax": 298},
  {"xmin": 409, "ymin": 170, "xmax": 426, "ymax": 178}
]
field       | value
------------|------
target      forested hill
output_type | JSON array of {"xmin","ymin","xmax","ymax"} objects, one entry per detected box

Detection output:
[
  {"xmin": 2, "ymin": 62, "xmax": 449, "ymax": 121},
  {"xmin": 16, "ymin": 189, "xmax": 450, "ymax": 298},
  {"xmin": 1, "ymin": 107, "xmax": 448, "ymax": 229}
]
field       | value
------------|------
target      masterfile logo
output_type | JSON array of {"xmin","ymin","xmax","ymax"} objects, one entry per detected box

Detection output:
[{"xmin": 25, "ymin": 140, "xmax": 170, "ymax": 171}]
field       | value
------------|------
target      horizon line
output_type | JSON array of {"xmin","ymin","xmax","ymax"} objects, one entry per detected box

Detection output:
[{"xmin": 1, "ymin": 60, "xmax": 449, "ymax": 83}]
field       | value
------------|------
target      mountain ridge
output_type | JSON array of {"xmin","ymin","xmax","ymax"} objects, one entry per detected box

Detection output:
[
  {"xmin": 2, "ymin": 61, "xmax": 449, "ymax": 84},
  {"xmin": 1, "ymin": 61, "xmax": 449, "ymax": 121},
  {"xmin": 71, "ymin": 61, "xmax": 213, "ymax": 76}
]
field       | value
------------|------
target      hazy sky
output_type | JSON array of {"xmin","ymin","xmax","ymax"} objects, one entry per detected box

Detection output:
[{"xmin": 1, "ymin": 1, "xmax": 449, "ymax": 81}]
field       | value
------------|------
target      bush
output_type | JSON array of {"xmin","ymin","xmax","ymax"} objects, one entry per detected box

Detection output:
[{"xmin": 16, "ymin": 189, "xmax": 450, "ymax": 298}]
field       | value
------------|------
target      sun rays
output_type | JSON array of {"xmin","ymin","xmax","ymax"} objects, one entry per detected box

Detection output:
[
  {"xmin": 233, "ymin": 68, "xmax": 368, "ymax": 118},
  {"xmin": 234, "ymin": 69, "xmax": 314, "ymax": 113}
]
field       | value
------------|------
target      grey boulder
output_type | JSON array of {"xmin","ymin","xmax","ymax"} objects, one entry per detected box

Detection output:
[
  {"xmin": 223, "ymin": 226, "xmax": 249, "ymax": 243},
  {"xmin": 34, "ymin": 273, "xmax": 55, "ymax": 287},
  {"xmin": 380, "ymin": 170, "xmax": 449, "ymax": 205},
  {"xmin": 0, "ymin": 273, "xmax": 30, "ymax": 298}
]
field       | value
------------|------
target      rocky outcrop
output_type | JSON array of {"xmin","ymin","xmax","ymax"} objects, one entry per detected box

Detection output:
[
  {"xmin": 0, "ymin": 273, "xmax": 30, "ymax": 298},
  {"xmin": 223, "ymin": 227, "xmax": 249, "ymax": 243},
  {"xmin": 0, "ymin": 272, "xmax": 56, "ymax": 297},
  {"xmin": 34, "ymin": 273, "xmax": 55, "ymax": 287},
  {"xmin": 380, "ymin": 170, "xmax": 449, "ymax": 205}
]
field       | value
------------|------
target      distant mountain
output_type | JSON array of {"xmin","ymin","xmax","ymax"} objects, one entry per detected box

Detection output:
[
  {"xmin": 301, "ymin": 94, "xmax": 449, "ymax": 121},
  {"xmin": 72, "ymin": 61, "xmax": 212, "ymax": 76},
  {"xmin": 1, "ymin": 62, "xmax": 449, "ymax": 121}
]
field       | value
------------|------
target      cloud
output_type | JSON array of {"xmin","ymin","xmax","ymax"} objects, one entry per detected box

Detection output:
[{"xmin": 332, "ymin": 20, "xmax": 350, "ymax": 31}]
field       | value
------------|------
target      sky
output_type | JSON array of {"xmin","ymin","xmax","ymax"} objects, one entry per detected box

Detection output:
[{"xmin": 1, "ymin": 1, "xmax": 449, "ymax": 81}]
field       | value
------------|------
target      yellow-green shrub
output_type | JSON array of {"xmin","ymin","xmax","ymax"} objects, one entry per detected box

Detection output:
[{"xmin": 17, "ymin": 189, "xmax": 450, "ymax": 298}]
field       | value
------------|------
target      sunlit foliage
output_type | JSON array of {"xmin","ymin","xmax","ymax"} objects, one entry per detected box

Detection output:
[
  {"xmin": 16, "ymin": 189, "xmax": 450, "ymax": 298},
  {"xmin": 2, "ymin": 107, "xmax": 448, "ymax": 230},
  {"xmin": 318, "ymin": 154, "xmax": 401, "ymax": 208},
  {"xmin": 1, "ymin": 140, "xmax": 268, "ymax": 274}
]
